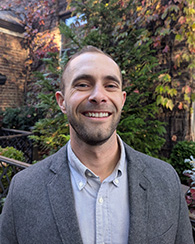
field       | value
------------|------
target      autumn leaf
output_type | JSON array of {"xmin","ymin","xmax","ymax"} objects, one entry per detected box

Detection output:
[
  {"xmin": 162, "ymin": 45, "xmax": 169, "ymax": 53},
  {"xmin": 178, "ymin": 102, "xmax": 183, "ymax": 110}
]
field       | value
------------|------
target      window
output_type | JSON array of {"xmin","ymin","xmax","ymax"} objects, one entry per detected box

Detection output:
[{"xmin": 60, "ymin": 12, "xmax": 87, "ymax": 56}]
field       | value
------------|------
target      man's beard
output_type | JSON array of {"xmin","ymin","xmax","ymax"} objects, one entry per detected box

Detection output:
[{"xmin": 67, "ymin": 113, "xmax": 121, "ymax": 146}]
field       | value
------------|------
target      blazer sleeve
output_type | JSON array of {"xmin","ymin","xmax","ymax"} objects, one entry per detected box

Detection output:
[
  {"xmin": 174, "ymin": 171, "xmax": 194, "ymax": 244},
  {"xmin": 0, "ymin": 176, "xmax": 19, "ymax": 244}
]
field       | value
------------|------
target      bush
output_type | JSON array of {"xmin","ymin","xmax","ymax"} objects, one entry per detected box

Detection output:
[
  {"xmin": 169, "ymin": 141, "xmax": 195, "ymax": 184},
  {"xmin": 0, "ymin": 146, "xmax": 25, "ymax": 212},
  {"xmin": 29, "ymin": 52, "xmax": 70, "ymax": 156},
  {"xmin": 2, "ymin": 106, "xmax": 45, "ymax": 131},
  {"xmin": 0, "ymin": 146, "xmax": 25, "ymax": 161}
]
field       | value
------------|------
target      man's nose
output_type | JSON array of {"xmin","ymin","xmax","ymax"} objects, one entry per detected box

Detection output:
[{"xmin": 88, "ymin": 85, "xmax": 107, "ymax": 104}]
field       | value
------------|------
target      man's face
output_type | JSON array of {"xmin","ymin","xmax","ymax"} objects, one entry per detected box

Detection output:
[{"xmin": 56, "ymin": 52, "xmax": 126, "ymax": 145}]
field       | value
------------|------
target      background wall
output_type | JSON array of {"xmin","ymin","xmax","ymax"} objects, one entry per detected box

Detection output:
[{"xmin": 0, "ymin": 30, "xmax": 27, "ymax": 110}]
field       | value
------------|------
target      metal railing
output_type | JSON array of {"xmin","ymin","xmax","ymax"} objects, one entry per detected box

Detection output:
[
  {"xmin": 0, "ymin": 155, "xmax": 31, "ymax": 212},
  {"xmin": 0, "ymin": 128, "xmax": 33, "ymax": 164}
]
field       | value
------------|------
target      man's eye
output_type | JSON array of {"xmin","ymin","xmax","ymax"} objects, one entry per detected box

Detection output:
[
  {"xmin": 76, "ymin": 83, "xmax": 88, "ymax": 88},
  {"xmin": 106, "ymin": 84, "xmax": 118, "ymax": 89}
]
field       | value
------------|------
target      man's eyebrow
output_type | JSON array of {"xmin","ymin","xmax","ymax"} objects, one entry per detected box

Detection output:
[
  {"xmin": 104, "ymin": 75, "xmax": 121, "ymax": 85},
  {"xmin": 71, "ymin": 74, "xmax": 121, "ymax": 86},
  {"xmin": 71, "ymin": 74, "xmax": 94, "ymax": 86}
]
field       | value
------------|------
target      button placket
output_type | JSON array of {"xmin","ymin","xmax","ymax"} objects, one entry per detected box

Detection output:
[
  {"xmin": 96, "ymin": 183, "xmax": 111, "ymax": 244},
  {"xmin": 98, "ymin": 196, "xmax": 104, "ymax": 204}
]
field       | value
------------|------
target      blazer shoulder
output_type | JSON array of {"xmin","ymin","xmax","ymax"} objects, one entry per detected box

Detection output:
[
  {"xmin": 12, "ymin": 144, "xmax": 68, "ymax": 185},
  {"xmin": 124, "ymin": 142, "xmax": 179, "ymax": 183}
]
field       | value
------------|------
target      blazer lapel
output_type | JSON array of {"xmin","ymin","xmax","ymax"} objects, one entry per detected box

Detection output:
[
  {"xmin": 124, "ymin": 144, "xmax": 149, "ymax": 244},
  {"xmin": 46, "ymin": 145, "xmax": 83, "ymax": 244}
]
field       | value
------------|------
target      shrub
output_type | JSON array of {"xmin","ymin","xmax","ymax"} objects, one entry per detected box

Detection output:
[
  {"xmin": 169, "ymin": 141, "xmax": 195, "ymax": 184},
  {"xmin": 2, "ymin": 106, "xmax": 45, "ymax": 131},
  {"xmin": 29, "ymin": 52, "xmax": 70, "ymax": 156},
  {"xmin": 183, "ymin": 157, "xmax": 195, "ymax": 218},
  {"xmin": 0, "ymin": 146, "xmax": 25, "ymax": 212},
  {"xmin": 0, "ymin": 146, "xmax": 25, "ymax": 161}
]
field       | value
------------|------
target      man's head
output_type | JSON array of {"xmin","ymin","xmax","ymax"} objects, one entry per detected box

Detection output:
[{"xmin": 56, "ymin": 46, "xmax": 126, "ymax": 145}]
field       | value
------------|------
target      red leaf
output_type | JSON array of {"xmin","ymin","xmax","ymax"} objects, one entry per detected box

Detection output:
[
  {"xmin": 162, "ymin": 45, "xmax": 169, "ymax": 53},
  {"xmin": 178, "ymin": 16, "xmax": 186, "ymax": 25},
  {"xmin": 190, "ymin": 188, "xmax": 195, "ymax": 194},
  {"xmin": 178, "ymin": 102, "xmax": 183, "ymax": 110}
]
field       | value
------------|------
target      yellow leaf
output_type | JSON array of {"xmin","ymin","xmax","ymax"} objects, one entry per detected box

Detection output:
[{"xmin": 137, "ymin": 6, "xmax": 142, "ymax": 12}]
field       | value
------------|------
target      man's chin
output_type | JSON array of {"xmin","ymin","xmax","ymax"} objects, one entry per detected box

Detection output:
[{"xmin": 77, "ymin": 132, "xmax": 112, "ymax": 146}]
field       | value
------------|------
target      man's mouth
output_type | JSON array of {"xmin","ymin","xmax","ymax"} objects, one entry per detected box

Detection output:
[{"xmin": 83, "ymin": 112, "xmax": 111, "ymax": 118}]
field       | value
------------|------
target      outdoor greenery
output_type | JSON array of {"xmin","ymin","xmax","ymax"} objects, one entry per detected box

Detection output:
[
  {"xmin": 183, "ymin": 156, "xmax": 195, "ymax": 218},
  {"xmin": 0, "ymin": 146, "xmax": 25, "ymax": 212},
  {"xmin": 40, "ymin": 0, "xmax": 169, "ymax": 157},
  {"xmin": 169, "ymin": 141, "xmax": 195, "ymax": 184},
  {"xmin": 1, "ymin": 106, "xmax": 45, "ymax": 131},
  {"xmin": 0, "ymin": 146, "xmax": 25, "ymax": 161},
  {"xmin": 0, "ymin": 0, "xmax": 195, "ymax": 162},
  {"xmin": 29, "ymin": 53, "xmax": 70, "ymax": 155}
]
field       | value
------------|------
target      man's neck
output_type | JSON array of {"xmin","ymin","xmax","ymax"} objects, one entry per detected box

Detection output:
[{"xmin": 70, "ymin": 132, "xmax": 121, "ymax": 182}]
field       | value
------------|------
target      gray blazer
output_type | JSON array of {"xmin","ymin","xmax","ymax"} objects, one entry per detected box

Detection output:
[{"xmin": 0, "ymin": 142, "xmax": 194, "ymax": 244}]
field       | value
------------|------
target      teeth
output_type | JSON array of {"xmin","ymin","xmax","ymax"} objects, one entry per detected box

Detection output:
[{"xmin": 85, "ymin": 112, "xmax": 109, "ymax": 118}]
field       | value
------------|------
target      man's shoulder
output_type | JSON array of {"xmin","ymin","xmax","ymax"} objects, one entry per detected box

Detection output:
[
  {"xmin": 123, "ymin": 142, "xmax": 178, "ymax": 181},
  {"xmin": 13, "ymin": 144, "xmax": 68, "ymax": 184}
]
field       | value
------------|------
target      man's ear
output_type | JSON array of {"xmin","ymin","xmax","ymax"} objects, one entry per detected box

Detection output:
[
  {"xmin": 122, "ymin": 91, "xmax": 126, "ymax": 108},
  {"xmin": 55, "ymin": 91, "xmax": 66, "ymax": 114}
]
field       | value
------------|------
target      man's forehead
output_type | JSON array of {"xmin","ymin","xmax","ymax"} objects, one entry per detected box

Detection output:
[
  {"xmin": 65, "ymin": 52, "xmax": 121, "ymax": 77},
  {"xmin": 71, "ymin": 52, "xmax": 118, "ymax": 67}
]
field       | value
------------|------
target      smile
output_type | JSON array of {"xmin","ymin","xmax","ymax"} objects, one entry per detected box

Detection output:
[{"xmin": 84, "ymin": 112, "xmax": 110, "ymax": 118}]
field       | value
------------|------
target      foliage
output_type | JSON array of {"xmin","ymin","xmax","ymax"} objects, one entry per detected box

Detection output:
[
  {"xmin": 0, "ymin": 146, "xmax": 25, "ymax": 212},
  {"xmin": 118, "ymin": 103, "xmax": 166, "ymax": 156},
  {"xmin": 1, "ymin": 106, "xmax": 45, "ymax": 131},
  {"xmin": 0, "ymin": 146, "xmax": 25, "ymax": 161},
  {"xmin": 183, "ymin": 157, "xmax": 195, "ymax": 218},
  {"xmin": 59, "ymin": 0, "xmax": 166, "ymax": 156},
  {"xmin": 29, "ymin": 52, "xmax": 70, "ymax": 156},
  {"xmin": 139, "ymin": 0, "xmax": 195, "ymax": 111},
  {"xmin": 169, "ymin": 141, "xmax": 195, "ymax": 184},
  {"xmin": 2, "ymin": 0, "xmax": 194, "ymax": 157},
  {"xmin": 0, "ymin": 0, "xmax": 59, "ymax": 71}
]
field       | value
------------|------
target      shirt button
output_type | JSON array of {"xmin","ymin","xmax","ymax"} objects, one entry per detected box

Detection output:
[
  {"xmin": 98, "ymin": 197, "xmax": 103, "ymax": 204},
  {"xmin": 114, "ymin": 178, "xmax": 119, "ymax": 184},
  {"xmin": 79, "ymin": 182, "xmax": 83, "ymax": 188},
  {"xmin": 87, "ymin": 172, "xmax": 93, "ymax": 177}
]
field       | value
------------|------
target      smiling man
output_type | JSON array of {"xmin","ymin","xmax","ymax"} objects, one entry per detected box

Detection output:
[{"xmin": 0, "ymin": 46, "xmax": 193, "ymax": 244}]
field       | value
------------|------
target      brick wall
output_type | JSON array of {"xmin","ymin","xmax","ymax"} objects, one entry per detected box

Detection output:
[{"xmin": 0, "ymin": 30, "xmax": 27, "ymax": 110}]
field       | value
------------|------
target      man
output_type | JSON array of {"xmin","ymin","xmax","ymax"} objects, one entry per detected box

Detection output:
[{"xmin": 0, "ymin": 46, "xmax": 193, "ymax": 244}]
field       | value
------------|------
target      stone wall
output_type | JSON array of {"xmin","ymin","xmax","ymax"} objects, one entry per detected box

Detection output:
[{"xmin": 0, "ymin": 30, "xmax": 27, "ymax": 110}]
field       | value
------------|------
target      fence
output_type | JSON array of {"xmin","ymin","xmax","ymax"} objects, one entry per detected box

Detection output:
[
  {"xmin": 0, "ymin": 155, "xmax": 31, "ymax": 212},
  {"xmin": 0, "ymin": 128, "xmax": 33, "ymax": 164}
]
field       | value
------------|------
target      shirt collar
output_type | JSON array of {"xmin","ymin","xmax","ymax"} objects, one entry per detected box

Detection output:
[{"xmin": 67, "ymin": 135, "xmax": 126, "ymax": 190}]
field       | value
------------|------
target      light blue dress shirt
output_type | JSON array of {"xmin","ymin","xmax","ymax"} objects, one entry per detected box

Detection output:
[{"xmin": 67, "ymin": 136, "xmax": 129, "ymax": 244}]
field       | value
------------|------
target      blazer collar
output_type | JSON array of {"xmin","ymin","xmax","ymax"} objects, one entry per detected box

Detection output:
[{"xmin": 124, "ymin": 143, "xmax": 149, "ymax": 244}]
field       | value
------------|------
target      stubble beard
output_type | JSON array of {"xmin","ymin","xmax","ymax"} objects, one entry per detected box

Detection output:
[{"xmin": 67, "ymin": 113, "xmax": 122, "ymax": 146}]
